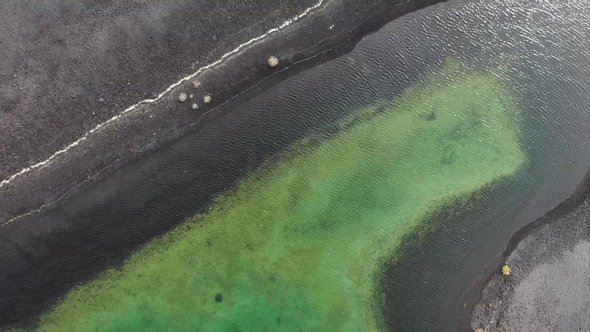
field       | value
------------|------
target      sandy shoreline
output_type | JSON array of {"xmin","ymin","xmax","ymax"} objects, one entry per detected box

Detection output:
[
  {"xmin": 0, "ymin": 0, "xmax": 445, "ymax": 328},
  {"xmin": 0, "ymin": 0, "xmax": 444, "ymax": 227},
  {"xmin": 3, "ymin": 1, "xmax": 588, "ymax": 330},
  {"xmin": 5, "ymin": 1, "xmax": 590, "ymax": 330},
  {"xmin": 0, "ymin": 0, "xmax": 322, "ymax": 226},
  {"xmin": 1, "ymin": 0, "xmax": 320, "ymax": 180},
  {"xmin": 463, "ymin": 166, "xmax": 590, "ymax": 331}
]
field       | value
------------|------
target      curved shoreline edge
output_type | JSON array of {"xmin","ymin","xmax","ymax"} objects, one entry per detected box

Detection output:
[
  {"xmin": 461, "ymin": 165, "xmax": 590, "ymax": 331},
  {"xmin": 0, "ymin": 0, "xmax": 327, "ymax": 227},
  {"xmin": 35, "ymin": 62, "xmax": 526, "ymax": 331},
  {"xmin": 0, "ymin": 1, "xmax": 325, "ymax": 191},
  {"xmin": 0, "ymin": 0, "xmax": 445, "ymax": 228},
  {"xmin": 0, "ymin": 0, "xmax": 446, "ymax": 328}
]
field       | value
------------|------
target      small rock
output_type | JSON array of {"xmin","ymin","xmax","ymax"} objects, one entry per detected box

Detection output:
[
  {"xmin": 203, "ymin": 95, "xmax": 212, "ymax": 104},
  {"xmin": 191, "ymin": 103, "xmax": 198, "ymax": 110},
  {"xmin": 268, "ymin": 55, "xmax": 279, "ymax": 68}
]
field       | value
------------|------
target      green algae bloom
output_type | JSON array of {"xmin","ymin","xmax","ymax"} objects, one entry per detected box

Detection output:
[{"xmin": 37, "ymin": 61, "xmax": 527, "ymax": 331}]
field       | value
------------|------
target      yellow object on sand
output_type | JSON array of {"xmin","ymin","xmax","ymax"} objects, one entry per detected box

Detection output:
[{"xmin": 502, "ymin": 264, "xmax": 512, "ymax": 276}]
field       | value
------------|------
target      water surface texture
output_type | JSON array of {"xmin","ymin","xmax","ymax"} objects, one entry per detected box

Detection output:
[
  {"xmin": 379, "ymin": 1, "xmax": 590, "ymax": 330},
  {"xmin": 7, "ymin": 0, "xmax": 590, "ymax": 331},
  {"xmin": 37, "ymin": 62, "xmax": 525, "ymax": 331}
]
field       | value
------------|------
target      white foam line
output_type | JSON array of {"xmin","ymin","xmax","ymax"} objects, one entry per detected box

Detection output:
[
  {"xmin": 0, "ymin": 47, "xmax": 331, "ymax": 228},
  {"xmin": 0, "ymin": 0, "xmax": 325, "ymax": 189}
]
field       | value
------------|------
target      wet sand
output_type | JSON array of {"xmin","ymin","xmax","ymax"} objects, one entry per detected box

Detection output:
[
  {"xmin": 466, "ymin": 168, "xmax": 590, "ymax": 331},
  {"xmin": 0, "ymin": 0, "xmax": 316, "ymax": 180},
  {"xmin": 0, "ymin": 0, "xmax": 444, "ymax": 328},
  {"xmin": 8, "ymin": 1, "xmax": 590, "ymax": 330},
  {"xmin": 1, "ymin": 0, "xmax": 325, "ymax": 226},
  {"xmin": 0, "ymin": 0, "xmax": 443, "ymax": 229}
]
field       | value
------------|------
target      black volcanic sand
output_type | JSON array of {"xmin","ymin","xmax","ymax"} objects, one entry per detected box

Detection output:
[
  {"xmin": 0, "ymin": 0, "xmax": 443, "ymax": 226},
  {"xmin": 374, "ymin": 1, "xmax": 590, "ymax": 331},
  {"xmin": 0, "ymin": 0, "xmax": 444, "ymax": 328},
  {"xmin": 5, "ymin": 0, "xmax": 590, "ymax": 330},
  {"xmin": 0, "ymin": 0, "xmax": 315, "ymax": 179},
  {"xmin": 468, "ymin": 170, "xmax": 590, "ymax": 331}
]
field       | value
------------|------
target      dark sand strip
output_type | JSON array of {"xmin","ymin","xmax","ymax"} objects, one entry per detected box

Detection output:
[
  {"xmin": 0, "ymin": 0, "xmax": 317, "ymax": 180},
  {"xmin": 467, "ymin": 168, "xmax": 590, "ymax": 331},
  {"xmin": 0, "ymin": 0, "xmax": 443, "ymax": 228},
  {"xmin": 0, "ymin": 0, "xmax": 444, "ymax": 328}
]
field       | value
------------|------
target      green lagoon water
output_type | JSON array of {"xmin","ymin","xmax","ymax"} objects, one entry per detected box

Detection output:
[{"xmin": 37, "ymin": 62, "xmax": 526, "ymax": 331}]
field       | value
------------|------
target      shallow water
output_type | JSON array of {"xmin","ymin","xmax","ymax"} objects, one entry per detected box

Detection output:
[
  {"xmin": 378, "ymin": 1, "xmax": 590, "ymax": 330},
  {"xmin": 6, "ymin": 0, "xmax": 590, "ymax": 331},
  {"xmin": 37, "ymin": 62, "xmax": 526, "ymax": 331}
]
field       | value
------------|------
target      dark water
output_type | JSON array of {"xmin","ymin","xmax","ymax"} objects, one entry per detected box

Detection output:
[
  {"xmin": 3, "ymin": 0, "xmax": 590, "ymax": 330},
  {"xmin": 376, "ymin": 1, "xmax": 590, "ymax": 330}
]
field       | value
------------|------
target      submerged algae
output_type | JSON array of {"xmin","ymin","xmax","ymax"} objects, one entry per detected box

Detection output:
[{"xmin": 37, "ymin": 62, "xmax": 526, "ymax": 331}]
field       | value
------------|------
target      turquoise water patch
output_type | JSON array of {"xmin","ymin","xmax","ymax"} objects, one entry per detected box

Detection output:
[{"xmin": 38, "ymin": 62, "xmax": 526, "ymax": 331}]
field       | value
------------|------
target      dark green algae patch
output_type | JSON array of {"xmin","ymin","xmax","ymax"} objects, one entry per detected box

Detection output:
[{"xmin": 35, "ymin": 61, "xmax": 527, "ymax": 331}]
